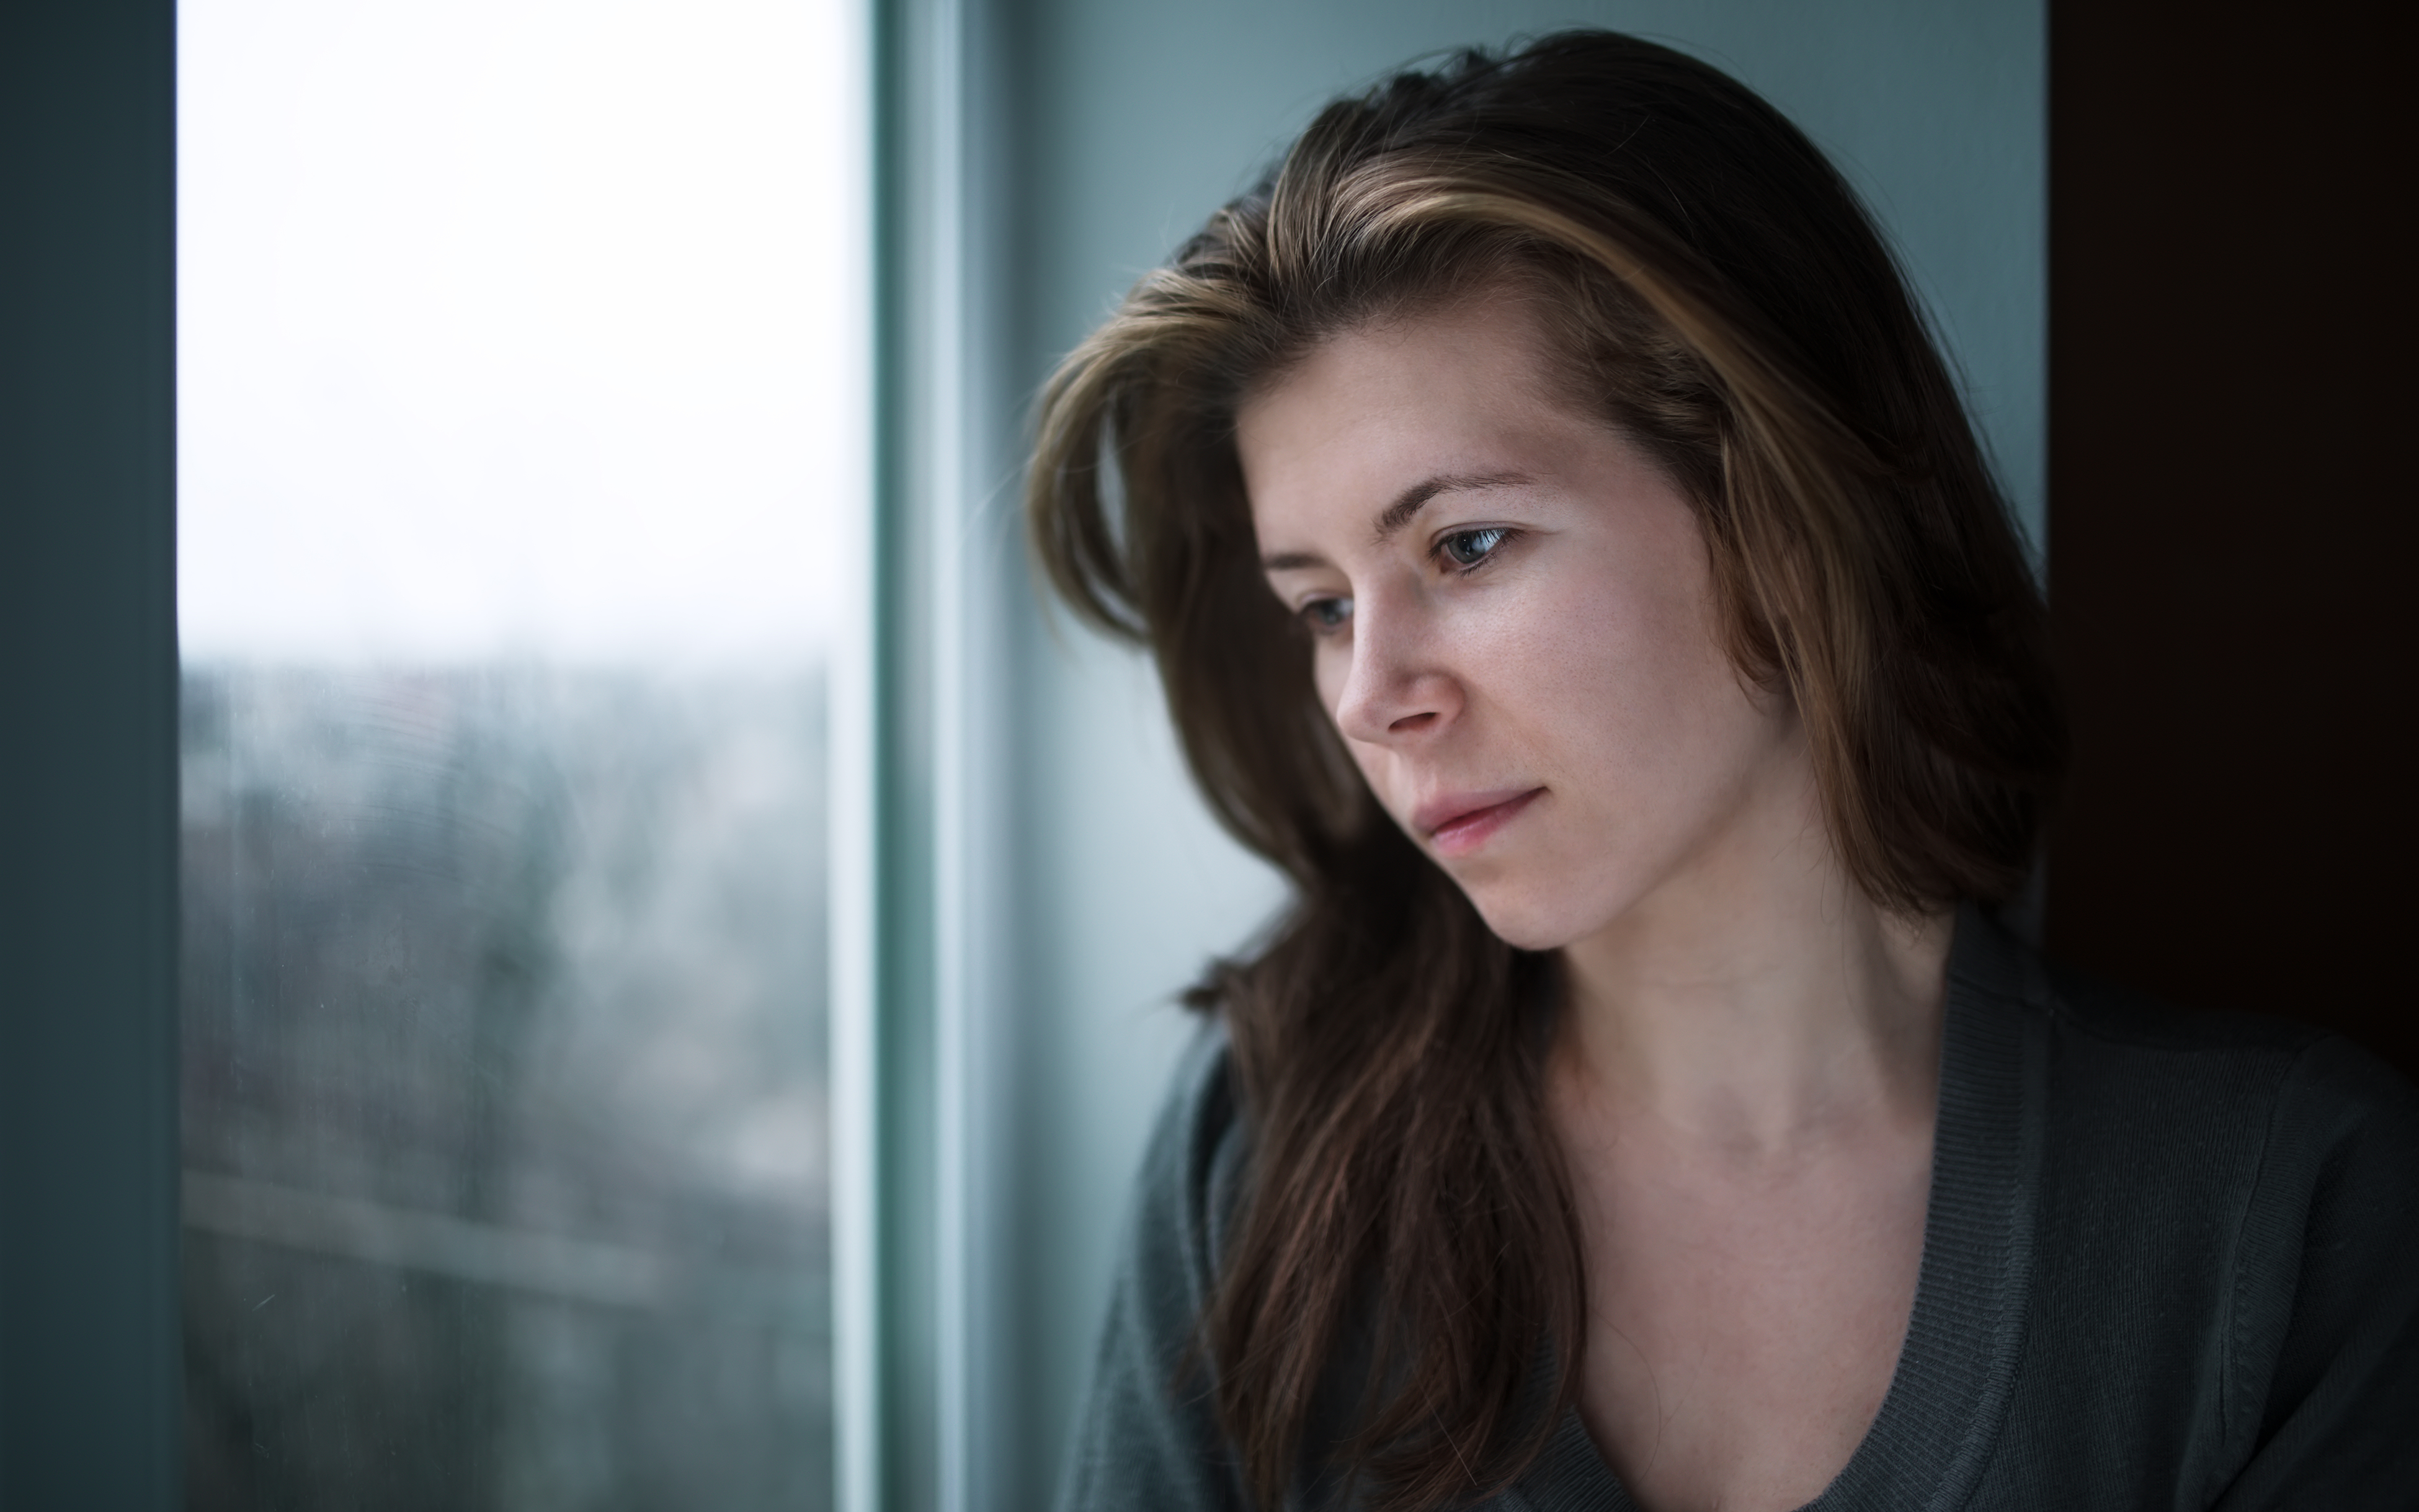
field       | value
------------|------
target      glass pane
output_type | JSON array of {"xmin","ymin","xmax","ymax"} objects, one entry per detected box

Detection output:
[{"xmin": 176, "ymin": 1, "xmax": 862, "ymax": 1506}]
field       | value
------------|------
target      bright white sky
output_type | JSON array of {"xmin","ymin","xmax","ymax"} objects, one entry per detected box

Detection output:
[{"xmin": 178, "ymin": 0, "xmax": 865, "ymax": 666}]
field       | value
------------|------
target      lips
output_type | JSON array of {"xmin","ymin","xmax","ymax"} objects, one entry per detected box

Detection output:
[{"xmin": 1414, "ymin": 787, "xmax": 1544, "ymax": 859}]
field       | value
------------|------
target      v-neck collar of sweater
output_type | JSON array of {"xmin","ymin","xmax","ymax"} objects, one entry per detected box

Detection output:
[{"xmin": 1501, "ymin": 904, "xmax": 2051, "ymax": 1512}]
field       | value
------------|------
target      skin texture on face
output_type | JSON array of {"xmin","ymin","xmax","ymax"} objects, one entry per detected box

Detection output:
[{"xmin": 1239, "ymin": 290, "xmax": 1797, "ymax": 954}]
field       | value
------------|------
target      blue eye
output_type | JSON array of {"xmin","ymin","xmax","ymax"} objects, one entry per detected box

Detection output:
[
  {"xmin": 1438, "ymin": 527, "xmax": 1510, "ymax": 569},
  {"xmin": 1301, "ymin": 597, "xmax": 1353, "ymax": 634}
]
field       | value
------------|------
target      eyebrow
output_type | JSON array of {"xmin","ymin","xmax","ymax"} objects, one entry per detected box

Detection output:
[{"xmin": 1259, "ymin": 469, "xmax": 1534, "ymax": 573}]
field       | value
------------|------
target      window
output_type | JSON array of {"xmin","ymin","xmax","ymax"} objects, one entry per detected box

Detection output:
[{"xmin": 176, "ymin": 1, "xmax": 866, "ymax": 1503}]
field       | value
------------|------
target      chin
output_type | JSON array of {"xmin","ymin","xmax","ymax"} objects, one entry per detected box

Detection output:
[{"xmin": 1452, "ymin": 874, "xmax": 1609, "ymax": 954}]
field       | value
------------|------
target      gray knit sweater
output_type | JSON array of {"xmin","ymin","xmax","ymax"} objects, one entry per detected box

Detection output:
[{"xmin": 1059, "ymin": 907, "xmax": 2419, "ymax": 1510}]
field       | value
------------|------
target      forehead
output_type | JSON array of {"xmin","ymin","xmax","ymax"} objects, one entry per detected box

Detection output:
[{"xmin": 1235, "ymin": 292, "xmax": 1573, "ymax": 535}]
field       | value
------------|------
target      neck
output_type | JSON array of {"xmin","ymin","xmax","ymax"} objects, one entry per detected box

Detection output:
[{"xmin": 1554, "ymin": 750, "xmax": 1951, "ymax": 1157}]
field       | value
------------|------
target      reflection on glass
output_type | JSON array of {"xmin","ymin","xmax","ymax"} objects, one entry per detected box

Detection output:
[{"xmin": 176, "ymin": 0, "xmax": 859, "ymax": 1505}]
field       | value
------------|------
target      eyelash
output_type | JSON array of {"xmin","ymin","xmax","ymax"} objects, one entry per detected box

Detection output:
[
  {"xmin": 1434, "ymin": 525, "xmax": 1516, "ymax": 572},
  {"xmin": 1299, "ymin": 597, "xmax": 1352, "ymax": 635},
  {"xmin": 1294, "ymin": 527, "xmax": 1520, "ymax": 637}
]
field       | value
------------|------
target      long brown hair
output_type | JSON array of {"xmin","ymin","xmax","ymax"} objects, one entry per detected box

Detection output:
[{"xmin": 1025, "ymin": 32, "xmax": 2062, "ymax": 1511}]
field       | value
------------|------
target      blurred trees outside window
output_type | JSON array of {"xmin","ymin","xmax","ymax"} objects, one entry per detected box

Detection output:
[{"xmin": 177, "ymin": 1, "xmax": 863, "ymax": 1505}]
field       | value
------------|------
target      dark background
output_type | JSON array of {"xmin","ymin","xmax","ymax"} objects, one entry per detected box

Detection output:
[{"xmin": 2045, "ymin": 0, "xmax": 2417, "ymax": 1078}]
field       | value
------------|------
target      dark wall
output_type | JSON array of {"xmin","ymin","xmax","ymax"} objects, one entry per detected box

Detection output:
[
  {"xmin": 2046, "ymin": 0, "xmax": 2417, "ymax": 1077},
  {"xmin": 0, "ymin": 0, "xmax": 183, "ymax": 1505}
]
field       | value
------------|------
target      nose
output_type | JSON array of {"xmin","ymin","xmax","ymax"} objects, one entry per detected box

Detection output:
[{"xmin": 1330, "ymin": 592, "xmax": 1461, "ymax": 746}]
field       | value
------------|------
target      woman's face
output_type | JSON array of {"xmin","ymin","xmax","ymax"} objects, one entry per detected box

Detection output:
[{"xmin": 1237, "ymin": 290, "xmax": 1803, "ymax": 951}]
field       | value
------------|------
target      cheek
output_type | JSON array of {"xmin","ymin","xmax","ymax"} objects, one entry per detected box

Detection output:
[
  {"xmin": 1488, "ymin": 539, "xmax": 1746, "ymax": 787},
  {"xmin": 1484, "ymin": 569, "xmax": 1667, "ymax": 716}
]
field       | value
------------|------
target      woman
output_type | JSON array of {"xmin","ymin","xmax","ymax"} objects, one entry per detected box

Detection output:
[{"xmin": 1027, "ymin": 33, "xmax": 2418, "ymax": 1512}]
